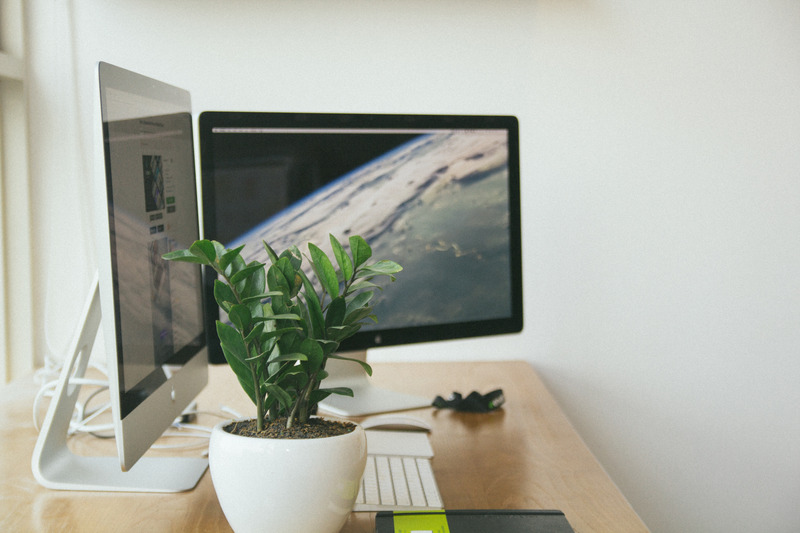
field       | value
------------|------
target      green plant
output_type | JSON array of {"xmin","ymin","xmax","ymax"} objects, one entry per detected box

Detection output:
[{"xmin": 163, "ymin": 234, "xmax": 401, "ymax": 432}]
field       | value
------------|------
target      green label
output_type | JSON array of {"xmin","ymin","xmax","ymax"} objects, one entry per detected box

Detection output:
[{"xmin": 393, "ymin": 511, "xmax": 450, "ymax": 533}]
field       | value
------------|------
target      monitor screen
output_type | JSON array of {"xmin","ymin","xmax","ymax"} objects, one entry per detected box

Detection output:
[
  {"xmin": 97, "ymin": 62, "xmax": 208, "ymax": 475},
  {"xmin": 199, "ymin": 112, "xmax": 522, "ymax": 365}
]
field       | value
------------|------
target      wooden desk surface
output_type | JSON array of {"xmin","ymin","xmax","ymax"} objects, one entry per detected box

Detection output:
[{"xmin": 0, "ymin": 361, "xmax": 647, "ymax": 532}]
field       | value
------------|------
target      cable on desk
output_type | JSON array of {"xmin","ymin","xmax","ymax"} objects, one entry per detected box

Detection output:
[{"xmin": 30, "ymin": 357, "xmax": 240, "ymax": 454}]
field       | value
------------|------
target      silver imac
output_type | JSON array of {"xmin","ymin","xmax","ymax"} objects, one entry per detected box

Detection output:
[{"xmin": 32, "ymin": 62, "xmax": 208, "ymax": 492}]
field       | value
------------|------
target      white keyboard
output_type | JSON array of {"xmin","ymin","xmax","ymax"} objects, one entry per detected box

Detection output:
[{"xmin": 354, "ymin": 454, "xmax": 443, "ymax": 511}]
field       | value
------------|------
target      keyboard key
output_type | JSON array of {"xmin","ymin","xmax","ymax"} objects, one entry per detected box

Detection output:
[
  {"xmin": 390, "ymin": 457, "xmax": 411, "ymax": 506},
  {"xmin": 417, "ymin": 458, "xmax": 443, "ymax": 508},
  {"xmin": 375, "ymin": 456, "xmax": 395, "ymax": 505}
]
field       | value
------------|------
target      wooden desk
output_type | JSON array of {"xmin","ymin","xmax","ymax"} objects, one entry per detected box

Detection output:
[{"xmin": 0, "ymin": 361, "xmax": 647, "ymax": 532}]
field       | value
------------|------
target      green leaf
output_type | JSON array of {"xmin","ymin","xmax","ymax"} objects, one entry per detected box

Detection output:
[
  {"xmin": 243, "ymin": 322, "xmax": 265, "ymax": 344},
  {"xmin": 330, "ymin": 234, "xmax": 353, "ymax": 281},
  {"xmin": 356, "ymin": 260, "xmax": 403, "ymax": 279},
  {"xmin": 345, "ymin": 279, "xmax": 380, "ymax": 295},
  {"xmin": 162, "ymin": 249, "xmax": 207, "ymax": 264},
  {"xmin": 189, "ymin": 240, "xmax": 217, "ymax": 264},
  {"xmin": 327, "ymin": 324, "xmax": 362, "ymax": 342},
  {"xmin": 276, "ymin": 256, "xmax": 302, "ymax": 298},
  {"xmin": 328, "ymin": 353, "xmax": 373, "ymax": 376},
  {"xmin": 311, "ymin": 338, "xmax": 340, "ymax": 357},
  {"xmin": 241, "ymin": 291, "xmax": 284, "ymax": 305},
  {"xmin": 264, "ymin": 383, "xmax": 293, "ymax": 410},
  {"xmin": 325, "ymin": 296, "xmax": 346, "ymax": 330},
  {"xmin": 230, "ymin": 262, "xmax": 265, "ymax": 285},
  {"xmin": 346, "ymin": 291, "xmax": 373, "ymax": 312},
  {"xmin": 349, "ymin": 235, "xmax": 372, "ymax": 269},
  {"xmin": 244, "ymin": 348, "xmax": 269, "ymax": 362},
  {"xmin": 263, "ymin": 241, "xmax": 279, "ymax": 265},
  {"xmin": 218, "ymin": 245, "xmax": 245, "ymax": 272},
  {"xmin": 309, "ymin": 243, "xmax": 339, "ymax": 299},
  {"xmin": 267, "ymin": 263, "xmax": 291, "ymax": 295},
  {"xmin": 309, "ymin": 389, "xmax": 333, "ymax": 405},
  {"xmin": 213, "ymin": 279, "xmax": 238, "ymax": 311},
  {"xmin": 299, "ymin": 271, "xmax": 325, "ymax": 339},
  {"xmin": 344, "ymin": 306, "xmax": 375, "ymax": 325},
  {"xmin": 268, "ymin": 350, "xmax": 308, "ymax": 363},
  {"xmin": 228, "ymin": 304, "xmax": 252, "ymax": 332},
  {"xmin": 287, "ymin": 246, "xmax": 304, "ymax": 270},
  {"xmin": 216, "ymin": 321, "xmax": 247, "ymax": 363},
  {"xmin": 299, "ymin": 338, "xmax": 324, "ymax": 373},
  {"xmin": 216, "ymin": 321, "xmax": 256, "ymax": 403},
  {"xmin": 318, "ymin": 386, "xmax": 355, "ymax": 397},
  {"xmin": 254, "ymin": 313, "xmax": 302, "ymax": 323}
]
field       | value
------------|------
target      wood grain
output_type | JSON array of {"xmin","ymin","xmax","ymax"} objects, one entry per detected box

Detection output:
[{"xmin": 0, "ymin": 361, "xmax": 647, "ymax": 532}]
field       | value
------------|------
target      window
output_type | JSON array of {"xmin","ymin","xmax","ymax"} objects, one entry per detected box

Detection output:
[{"xmin": 1, "ymin": 0, "xmax": 31, "ymax": 383}]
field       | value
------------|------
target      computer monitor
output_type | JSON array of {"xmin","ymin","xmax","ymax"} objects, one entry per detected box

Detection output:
[
  {"xmin": 32, "ymin": 62, "xmax": 208, "ymax": 492},
  {"xmin": 198, "ymin": 111, "xmax": 522, "ymax": 415}
]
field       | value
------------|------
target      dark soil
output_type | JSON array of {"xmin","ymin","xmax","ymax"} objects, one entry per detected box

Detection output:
[{"xmin": 224, "ymin": 417, "xmax": 357, "ymax": 439}]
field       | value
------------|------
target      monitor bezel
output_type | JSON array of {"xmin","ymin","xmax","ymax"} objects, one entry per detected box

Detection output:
[{"xmin": 198, "ymin": 111, "xmax": 523, "ymax": 364}]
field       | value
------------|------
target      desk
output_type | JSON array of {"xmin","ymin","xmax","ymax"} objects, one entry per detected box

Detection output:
[{"xmin": 0, "ymin": 361, "xmax": 647, "ymax": 532}]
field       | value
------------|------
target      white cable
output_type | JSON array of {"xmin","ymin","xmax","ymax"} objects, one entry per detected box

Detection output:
[
  {"xmin": 220, "ymin": 405, "xmax": 244, "ymax": 419},
  {"xmin": 32, "ymin": 359, "xmax": 241, "ymax": 453}
]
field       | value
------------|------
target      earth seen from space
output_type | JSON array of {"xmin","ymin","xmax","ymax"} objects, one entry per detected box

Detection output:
[{"xmin": 229, "ymin": 130, "xmax": 513, "ymax": 331}]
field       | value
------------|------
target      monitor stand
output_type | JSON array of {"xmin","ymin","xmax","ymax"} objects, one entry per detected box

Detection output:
[
  {"xmin": 317, "ymin": 350, "xmax": 431, "ymax": 417},
  {"xmin": 31, "ymin": 275, "xmax": 208, "ymax": 492}
]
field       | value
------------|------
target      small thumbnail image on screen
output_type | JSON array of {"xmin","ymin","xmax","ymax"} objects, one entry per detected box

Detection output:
[
  {"xmin": 148, "ymin": 237, "xmax": 173, "ymax": 366},
  {"xmin": 143, "ymin": 154, "xmax": 165, "ymax": 212}
]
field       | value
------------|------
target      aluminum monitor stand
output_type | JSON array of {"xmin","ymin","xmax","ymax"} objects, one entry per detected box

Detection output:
[{"xmin": 31, "ymin": 275, "xmax": 208, "ymax": 492}]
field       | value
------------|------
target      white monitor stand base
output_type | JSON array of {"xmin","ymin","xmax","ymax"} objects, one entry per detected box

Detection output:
[
  {"xmin": 31, "ymin": 274, "xmax": 208, "ymax": 492},
  {"xmin": 318, "ymin": 350, "xmax": 431, "ymax": 417}
]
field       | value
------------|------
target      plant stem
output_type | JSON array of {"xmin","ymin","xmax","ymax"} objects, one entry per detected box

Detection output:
[{"xmin": 250, "ymin": 361, "xmax": 263, "ymax": 432}]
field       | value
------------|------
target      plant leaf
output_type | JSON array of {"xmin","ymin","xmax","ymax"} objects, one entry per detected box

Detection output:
[
  {"xmin": 215, "ymin": 321, "xmax": 256, "ymax": 403},
  {"xmin": 349, "ymin": 235, "xmax": 372, "ymax": 269},
  {"xmin": 356, "ymin": 260, "xmax": 403, "ymax": 279},
  {"xmin": 330, "ymin": 234, "xmax": 353, "ymax": 281},
  {"xmin": 213, "ymin": 279, "xmax": 238, "ymax": 311},
  {"xmin": 327, "ymin": 324, "xmax": 362, "ymax": 342},
  {"xmin": 267, "ymin": 262, "xmax": 290, "ymax": 295},
  {"xmin": 228, "ymin": 304, "xmax": 252, "ymax": 332},
  {"xmin": 230, "ymin": 262, "xmax": 265, "ymax": 285},
  {"xmin": 241, "ymin": 290, "xmax": 284, "ymax": 305},
  {"xmin": 162, "ymin": 249, "xmax": 207, "ymax": 264},
  {"xmin": 264, "ymin": 383, "xmax": 293, "ymax": 410},
  {"xmin": 345, "ymin": 291, "xmax": 373, "ymax": 312},
  {"xmin": 299, "ymin": 271, "xmax": 325, "ymax": 339},
  {"xmin": 308, "ymin": 242, "xmax": 339, "ymax": 299},
  {"xmin": 328, "ymin": 353, "xmax": 373, "ymax": 376},
  {"xmin": 344, "ymin": 306, "xmax": 375, "ymax": 326},
  {"xmin": 263, "ymin": 240, "xmax": 279, "ymax": 265},
  {"xmin": 268, "ymin": 351, "xmax": 308, "ymax": 363},
  {"xmin": 189, "ymin": 240, "xmax": 217, "ymax": 264},
  {"xmin": 299, "ymin": 338, "xmax": 324, "ymax": 373},
  {"xmin": 218, "ymin": 245, "xmax": 245, "ymax": 272},
  {"xmin": 325, "ymin": 296, "xmax": 346, "ymax": 330}
]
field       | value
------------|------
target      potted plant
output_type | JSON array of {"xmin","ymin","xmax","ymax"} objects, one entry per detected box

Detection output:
[{"xmin": 163, "ymin": 234, "xmax": 401, "ymax": 533}]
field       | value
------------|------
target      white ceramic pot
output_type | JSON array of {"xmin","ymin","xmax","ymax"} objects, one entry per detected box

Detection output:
[{"xmin": 208, "ymin": 418, "xmax": 367, "ymax": 533}]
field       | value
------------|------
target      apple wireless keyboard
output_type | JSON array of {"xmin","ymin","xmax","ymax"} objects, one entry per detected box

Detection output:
[
  {"xmin": 353, "ymin": 430, "xmax": 443, "ymax": 512},
  {"xmin": 354, "ymin": 454, "xmax": 443, "ymax": 511}
]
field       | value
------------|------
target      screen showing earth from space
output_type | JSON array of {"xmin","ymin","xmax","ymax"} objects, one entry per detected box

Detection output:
[{"xmin": 214, "ymin": 128, "xmax": 513, "ymax": 331}]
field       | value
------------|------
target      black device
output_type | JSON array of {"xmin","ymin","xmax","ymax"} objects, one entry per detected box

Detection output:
[
  {"xmin": 375, "ymin": 510, "xmax": 574, "ymax": 533},
  {"xmin": 198, "ymin": 111, "xmax": 522, "ymax": 415}
]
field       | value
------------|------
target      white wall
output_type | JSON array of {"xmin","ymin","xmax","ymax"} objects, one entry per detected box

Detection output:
[{"xmin": 24, "ymin": 1, "xmax": 800, "ymax": 532}]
